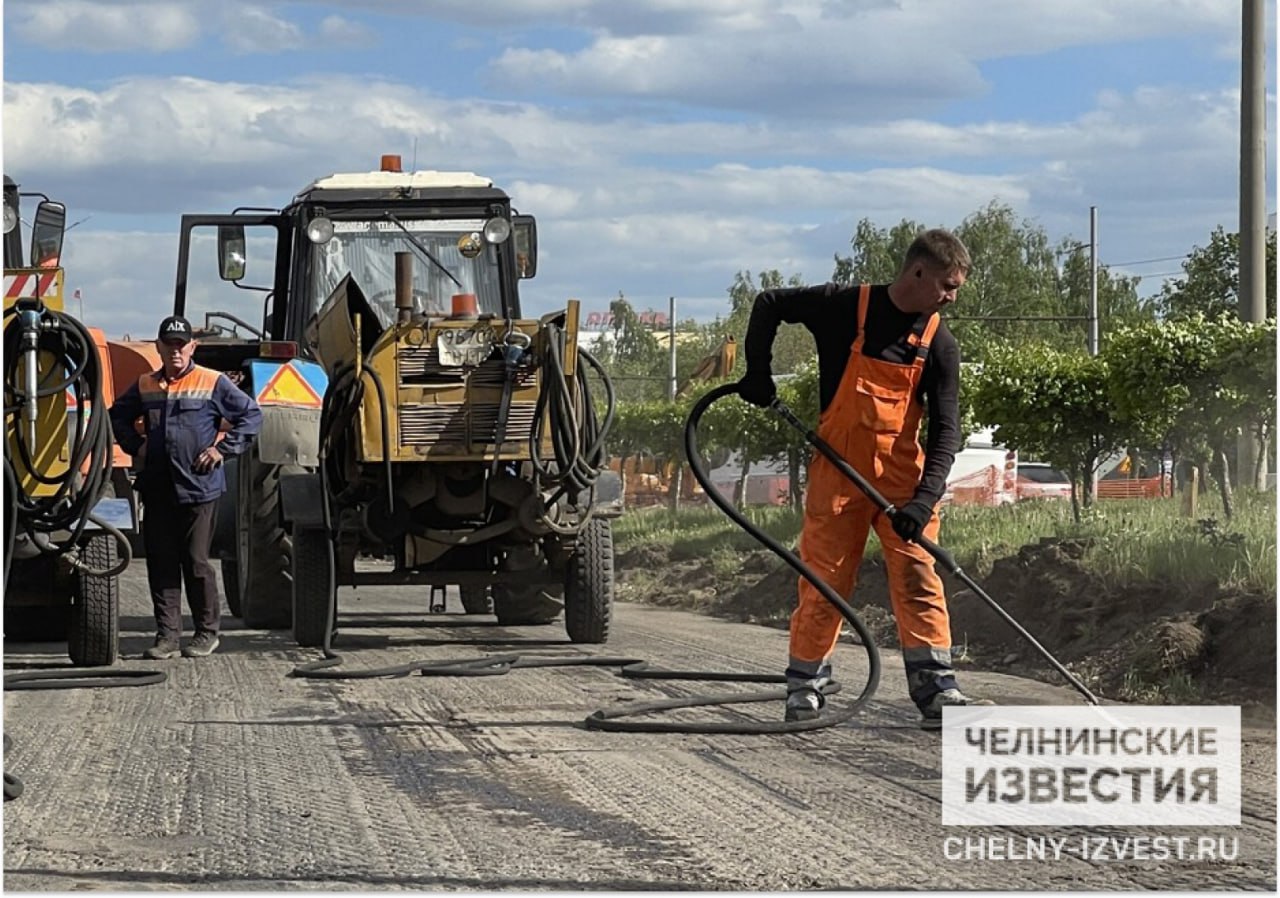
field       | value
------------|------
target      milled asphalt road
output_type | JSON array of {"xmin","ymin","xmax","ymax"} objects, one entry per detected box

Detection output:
[{"xmin": 2, "ymin": 561, "xmax": 1275, "ymax": 891}]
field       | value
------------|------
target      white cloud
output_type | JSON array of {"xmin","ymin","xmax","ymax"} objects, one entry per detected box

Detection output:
[
  {"xmin": 316, "ymin": 15, "xmax": 377, "ymax": 47},
  {"xmin": 220, "ymin": 6, "xmax": 306, "ymax": 53},
  {"xmin": 9, "ymin": 1, "xmax": 200, "ymax": 52}
]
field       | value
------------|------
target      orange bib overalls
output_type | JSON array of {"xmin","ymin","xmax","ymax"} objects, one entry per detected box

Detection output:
[{"xmin": 787, "ymin": 285, "xmax": 957, "ymax": 708}]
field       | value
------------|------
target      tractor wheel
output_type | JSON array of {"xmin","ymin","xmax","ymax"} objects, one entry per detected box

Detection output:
[
  {"xmin": 220, "ymin": 558, "xmax": 242, "ymax": 618},
  {"xmin": 235, "ymin": 455, "xmax": 295, "ymax": 629},
  {"xmin": 291, "ymin": 527, "xmax": 333, "ymax": 648},
  {"xmin": 460, "ymin": 585, "xmax": 493, "ymax": 615},
  {"xmin": 68, "ymin": 533, "xmax": 119, "ymax": 666},
  {"xmin": 564, "ymin": 517, "xmax": 613, "ymax": 644}
]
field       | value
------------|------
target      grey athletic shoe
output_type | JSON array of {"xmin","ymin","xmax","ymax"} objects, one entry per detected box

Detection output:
[
  {"xmin": 920, "ymin": 688, "xmax": 993, "ymax": 730},
  {"xmin": 144, "ymin": 637, "xmax": 181, "ymax": 660},
  {"xmin": 784, "ymin": 687, "xmax": 825, "ymax": 722},
  {"xmin": 182, "ymin": 632, "xmax": 220, "ymax": 658}
]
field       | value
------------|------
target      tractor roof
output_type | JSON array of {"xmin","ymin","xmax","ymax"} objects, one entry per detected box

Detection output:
[{"xmin": 294, "ymin": 169, "xmax": 509, "ymax": 205}]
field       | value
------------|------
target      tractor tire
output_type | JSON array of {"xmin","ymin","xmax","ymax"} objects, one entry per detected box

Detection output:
[
  {"xmin": 235, "ymin": 454, "xmax": 295, "ymax": 629},
  {"xmin": 493, "ymin": 583, "xmax": 563, "ymax": 626},
  {"xmin": 291, "ymin": 527, "xmax": 333, "ymax": 648},
  {"xmin": 68, "ymin": 533, "xmax": 119, "ymax": 666},
  {"xmin": 564, "ymin": 517, "xmax": 613, "ymax": 644},
  {"xmin": 220, "ymin": 558, "xmax": 242, "ymax": 619},
  {"xmin": 460, "ymin": 585, "xmax": 493, "ymax": 615}
]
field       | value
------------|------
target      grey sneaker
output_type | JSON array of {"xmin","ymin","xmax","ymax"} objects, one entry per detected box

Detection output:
[
  {"xmin": 920, "ymin": 688, "xmax": 993, "ymax": 730},
  {"xmin": 784, "ymin": 687, "xmax": 825, "ymax": 722},
  {"xmin": 144, "ymin": 637, "xmax": 181, "ymax": 660},
  {"xmin": 182, "ymin": 632, "xmax": 220, "ymax": 658}
]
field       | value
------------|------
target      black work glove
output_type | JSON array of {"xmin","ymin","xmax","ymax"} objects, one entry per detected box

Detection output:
[
  {"xmin": 736, "ymin": 370, "xmax": 777, "ymax": 407},
  {"xmin": 891, "ymin": 499, "xmax": 934, "ymax": 544}
]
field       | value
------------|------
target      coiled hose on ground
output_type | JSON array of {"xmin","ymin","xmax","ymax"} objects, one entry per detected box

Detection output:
[{"xmin": 290, "ymin": 371, "xmax": 882, "ymax": 734}]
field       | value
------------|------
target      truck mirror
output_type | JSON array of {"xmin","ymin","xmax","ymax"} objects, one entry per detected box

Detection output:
[
  {"xmin": 218, "ymin": 225, "xmax": 247, "ymax": 281},
  {"xmin": 513, "ymin": 215, "xmax": 537, "ymax": 279},
  {"xmin": 30, "ymin": 201, "xmax": 66, "ymax": 268}
]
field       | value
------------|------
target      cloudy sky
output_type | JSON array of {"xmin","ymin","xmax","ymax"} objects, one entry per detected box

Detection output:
[{"xmin": 3, "ymin": 0, "xmax": 1276, "ymax": 340}]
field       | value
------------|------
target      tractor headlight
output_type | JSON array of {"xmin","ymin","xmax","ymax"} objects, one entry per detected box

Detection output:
[
  {"xmin": 306, "ymin": 216, "xmax": 335, "ymax": 245},
  {"xmin": 3, "ymin": 203, "xmax": 17, "ymax": 235},
  {"xmin": 482, "ymin": 216, "xmax": 511, "ymax": 244}
]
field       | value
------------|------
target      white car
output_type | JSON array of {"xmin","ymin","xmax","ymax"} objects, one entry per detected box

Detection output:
[{"xmin": 1017, "ymin": 462, "xmax": 1073, "ymax": 501}]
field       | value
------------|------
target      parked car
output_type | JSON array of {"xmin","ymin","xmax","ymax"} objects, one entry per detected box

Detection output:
[{"xmin": 1017, "ymin": 462, "xmax": 1073, "ymax": 501}]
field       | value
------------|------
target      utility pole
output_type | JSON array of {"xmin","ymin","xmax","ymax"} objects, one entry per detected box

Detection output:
[
  {"xmin": 668, "ymin": 296, "xmax": 677, "ymax": 401},
  {"xmin": 1238, "ymin": 0, "xmax": 1267, "ymax": 487},
  {"xmin": 1088, "ymin": 206, "xmax": 1099, "ymax": 356}
]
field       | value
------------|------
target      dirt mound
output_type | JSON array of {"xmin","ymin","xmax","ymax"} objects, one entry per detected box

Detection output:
[{"xmin": 615, "ymin": 537, "xmax": 1275, "ymax": 715}]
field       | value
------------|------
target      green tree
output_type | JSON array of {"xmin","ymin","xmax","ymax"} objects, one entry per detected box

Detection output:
[
  {"xmin": 969, "ymin": 345, "xmax": 1134, "ymax": 521},
  {"xmin": 589, "ymin": 293, "xmax": 670, "ymax": 402},
  {"xmin": 1108, "ymin": 315, "xmax": 1276, "ymax": 517},
  {"xmin": 716, "ymin": 269, "xmax": 814, "ymax": 378},
  {"xmin": 1154, "ymin": 227, "xmax": 1278, "ymax": 321},
  {"xmin": 831, "ymin": 203, "xmax": 1146, "ymax": 361}
]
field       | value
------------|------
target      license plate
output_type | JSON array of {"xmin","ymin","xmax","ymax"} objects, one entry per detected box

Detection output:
[{"xmin": 436, "ymin": 325, "xmax": 494, "ymax": 367}]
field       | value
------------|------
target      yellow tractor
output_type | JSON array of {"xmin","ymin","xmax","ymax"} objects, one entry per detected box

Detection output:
[{"xmin": 171, "ymin": 156, "xmax": 620, "ymax": 645}]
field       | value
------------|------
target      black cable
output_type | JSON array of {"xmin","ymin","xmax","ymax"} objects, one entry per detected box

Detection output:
[
  {"xmin": 2, "ymin": 301, "xmax": 131, "ymax": 583},
  {"xmin": 291, "ymin": 381, "xmax": 880, "ymax": 734},
  {"xmin": 530, "ymin": 328, "xmax": 615, "ymax": 510}
]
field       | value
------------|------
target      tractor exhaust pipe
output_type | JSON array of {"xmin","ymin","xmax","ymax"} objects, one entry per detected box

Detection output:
[{"xmin": 395, "ymin": 251, "xmax": 413, "ymax": 324}]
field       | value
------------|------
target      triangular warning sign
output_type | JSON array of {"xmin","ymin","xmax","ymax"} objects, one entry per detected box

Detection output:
[{"xmin": 257, "ymin": 363, "xmax": 323, "ymax": 408}]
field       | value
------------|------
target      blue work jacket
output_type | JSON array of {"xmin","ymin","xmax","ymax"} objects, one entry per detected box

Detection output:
[{"xmin": 109, "ymin": 363, "xmax": 262, "ymax": 505}]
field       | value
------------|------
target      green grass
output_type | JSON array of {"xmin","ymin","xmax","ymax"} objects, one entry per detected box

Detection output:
[{"xmin": 615, "ymin": 489, "xmax": 1277, "ymax": 594}]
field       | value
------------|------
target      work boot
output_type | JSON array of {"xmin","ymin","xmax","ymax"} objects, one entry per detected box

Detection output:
[
  {"xmin": 919, "ymin": 688, "xmax": 993, "ymax": 730},
  {"xmin": 182, "ymin": 631, "xmax": 220, "ymax": 658},
  {"xmin": 784, "ymin": 687, "xmax": 825, "ymax": 722},
  {"xmin": 144, "ymin": 636, "xmax": 181, "ymax": 660}
]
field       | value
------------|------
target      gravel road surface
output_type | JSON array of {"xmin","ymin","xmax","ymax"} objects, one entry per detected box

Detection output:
[{"xmin": 3, "ymin": 563, "xmax": 1274, "ymax": 891}]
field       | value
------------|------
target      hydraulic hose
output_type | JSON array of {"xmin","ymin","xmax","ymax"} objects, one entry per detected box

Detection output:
[
  {"xmin": 2, "ymin": 301, "xmax": 131, "ymax": 588},
  {"xmin": 291, "ymin": 345, "xmax": 858, "ymax": 734},
  {"xmin": 683, "ymin": 383, "xmax": 883, "ymax": 726},
  {"xmin": 530, "ymin": 327, "xmax": 615, "ymax": 531},
  {"xmin": 765, "ymin": 397, "xmax": 1099, "ymax": 706}
]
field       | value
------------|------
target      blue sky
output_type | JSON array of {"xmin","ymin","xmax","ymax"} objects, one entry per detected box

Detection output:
[{"xmin": 3, "ymin": 0, "xmax": 1276, "ymax": 341}]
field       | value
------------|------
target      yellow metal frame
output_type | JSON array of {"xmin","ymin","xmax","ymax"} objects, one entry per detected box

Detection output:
[{"xmin": 3, "ymin": 267, "xmax": 70, "ymax": 496}]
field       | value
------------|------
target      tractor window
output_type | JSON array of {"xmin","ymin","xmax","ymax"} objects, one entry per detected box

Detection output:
[{"xmin": 309, "ymin": 219, "xmax": 503, "ymax": 328}]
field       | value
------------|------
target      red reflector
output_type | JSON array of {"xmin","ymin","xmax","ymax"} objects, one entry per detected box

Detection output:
[{"xmin": 258, "ymin": 341, "xmax": 298, "ymax": 359}]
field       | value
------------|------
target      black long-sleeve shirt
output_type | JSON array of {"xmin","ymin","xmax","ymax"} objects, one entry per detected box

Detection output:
[{"xmin": 744, "ymin": 283, "xmax": 962, "ymax": 506}]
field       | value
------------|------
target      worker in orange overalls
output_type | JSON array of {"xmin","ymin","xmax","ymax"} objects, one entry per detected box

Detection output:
[{"xmin": 738, "ymin": 229, "xmax": 990, "ymax": 729}]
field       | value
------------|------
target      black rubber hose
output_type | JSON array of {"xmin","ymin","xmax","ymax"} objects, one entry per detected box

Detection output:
[
  {"xmin": 292, "ymin": 382, "xmax": 880, "ymax": 735},
  {"xmin": 681, "ymin": 383, "xmax": 882, "ymax": 724},
  {"xmin": 2, "ymin": 303, "xmax": 132, "ymax": 585},
  {"xmin": 530, "ymin": 328, "xmax": 615, "ymax": 501},
  {"xmin": 767, "ymin": 398, "xmax": 1100, "ymax": 706}
]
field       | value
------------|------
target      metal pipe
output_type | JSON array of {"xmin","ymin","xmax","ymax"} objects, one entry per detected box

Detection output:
[{"xmin": 395, "ymin": 251, "xmax": 413, "ymax": 324}]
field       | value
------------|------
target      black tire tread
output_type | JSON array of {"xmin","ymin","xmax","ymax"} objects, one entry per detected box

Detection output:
[
  {"xmin": 238, "ymin": 456, "xmax": 294, "ymax": 629},
  {"xmin": 564, "ymin": 518, "xmax": 613, "ymax": 644},
  {"xmin": 68, "ymin": 534, "xmax": 119, "ymax": 666},
  {"xmin": 291, "ymin": 528, "xmax": 332, "ymax": 648}
]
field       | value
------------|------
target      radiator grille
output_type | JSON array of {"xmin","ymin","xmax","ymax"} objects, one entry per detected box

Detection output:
[
  {"xmin": 398, "ymin": 345, "xmax": 533, "ymax": 388},
  {"xmin": 399, "ymin": 402, "xmax": 538, "ymax": 447}
]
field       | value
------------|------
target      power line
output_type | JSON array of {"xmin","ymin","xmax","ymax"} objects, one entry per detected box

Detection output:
[{"xmin": 1110, "ymin": 254, "xmax": 1189, "ymax": 267}]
